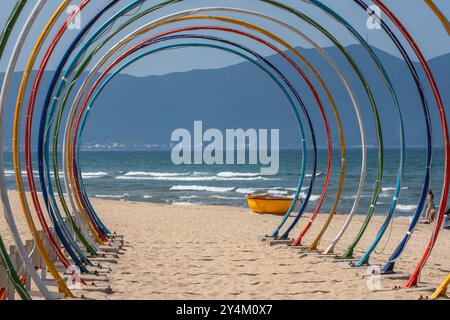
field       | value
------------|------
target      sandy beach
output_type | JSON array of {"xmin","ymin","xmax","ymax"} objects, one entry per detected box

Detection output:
[{"xmin": 1, "ymin": 191, "xmax": 449, "ymax": 300}]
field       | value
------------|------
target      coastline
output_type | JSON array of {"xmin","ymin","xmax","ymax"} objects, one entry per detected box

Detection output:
[{"xmin": 1, "ymin": 191, "xmax": 449, "ymax": 300}]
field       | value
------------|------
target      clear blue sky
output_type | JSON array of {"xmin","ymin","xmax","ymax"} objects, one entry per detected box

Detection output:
[{"xmin": 1, "ymin": 0, "xmax": 449, "ymax": 76}]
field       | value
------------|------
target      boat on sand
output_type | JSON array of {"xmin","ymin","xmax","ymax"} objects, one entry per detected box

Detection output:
[{"xmin": 246, "ymin": 193, "xmax": 299, "ymax": 215}]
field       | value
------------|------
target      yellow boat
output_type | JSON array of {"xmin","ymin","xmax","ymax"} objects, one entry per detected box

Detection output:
[{"xmin": 246, "ymin": 193, "xmax": 296, "ymax": 215}]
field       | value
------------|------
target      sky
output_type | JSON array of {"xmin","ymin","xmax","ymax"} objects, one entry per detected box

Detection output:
[{"xmin": 0, "ymin": 0, "xmax": 449, "ymax": 76}]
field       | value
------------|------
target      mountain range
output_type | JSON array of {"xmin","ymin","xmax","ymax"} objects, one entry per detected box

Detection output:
[{"xmin": 1, "ymin": 44, "xmax": 448, "ymax": 149}]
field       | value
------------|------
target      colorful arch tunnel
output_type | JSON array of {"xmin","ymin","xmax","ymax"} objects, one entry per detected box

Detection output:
[{"xmin": 0, "ymin": 0, "xmax": 448, "ymax": 300}]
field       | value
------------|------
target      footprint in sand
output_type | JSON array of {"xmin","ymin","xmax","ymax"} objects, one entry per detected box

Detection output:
[
  {"xmin": 238, "ymin": 273, "xmax": 258, "ymax": 277},
  {"xmin": 198, "ymin": 258, "xmax": 214, "ymax": 261},
  {"xmin": 309, "ymin": 290, "xmax": 331, "ymax": 294},
  {"xmin": 231, "ymin": 258, "xmax": 259, "ymax": 262},
  {"xmin": 290, "ymin": 280, "xmax": 326, "ymax": 284}
]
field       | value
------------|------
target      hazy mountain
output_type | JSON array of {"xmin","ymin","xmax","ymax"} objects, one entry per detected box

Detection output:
[{"xmin": 1, "ymin": 45, "xmax": 448, "ymax": 149}]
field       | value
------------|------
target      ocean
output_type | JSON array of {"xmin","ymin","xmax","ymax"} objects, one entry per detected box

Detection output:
[{"xmin": 3, "ymin": 148, "xmax": 445, "ymax": 217}]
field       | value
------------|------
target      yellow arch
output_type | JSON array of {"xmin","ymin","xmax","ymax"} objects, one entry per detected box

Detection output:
[
  {"xmin": 424, "ymin": 0, "xmax": 450, "ymax": 35},
  {"xmin": 12, "ymin": 0, "xmax": 74, "ymax": 298},
  {"xmin": 425, "ymin": 0, "xmax": 450, "ymax": 300}
]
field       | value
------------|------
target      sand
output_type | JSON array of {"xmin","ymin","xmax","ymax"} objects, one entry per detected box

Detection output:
[{"xmin": 1, "ymin": 190, "xmax": 449, "ymax": 300}]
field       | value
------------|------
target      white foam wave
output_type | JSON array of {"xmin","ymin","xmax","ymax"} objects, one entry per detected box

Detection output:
[
  {"xmin": 170, "ymin": 185, "xmax": 235, "ymax": 193},
  {"xmin": 5, "ymin": 170, "xmax": 40, "ymax": 177},
  {"xmin": 94, "ymin": 193, "xmax": 129, "ymax": 199},
  {"xmin": 396, "ymin": 204, "xmax": 417, "ymax": 212},
  {"xmin": 124, "ymin": 171, "xmax": 189, "ymax": 177},
  {"xmin": 49, "ymin": 172, "xmax": 65, "ymax": 178},
  {"xmin": 116, "ymin": 175, "xmax": 275, "ymax": 181},
  {"xmin": 179, "ymin": 195, "xmax": 199, "ymax": 200},
  {"xmin": 82, "ymin": 171, "xmax": 108, "ymax": 179},
  {"xmin": 382, "ymin": 186, "xmax": 409, "ymax": 192},
  {"xmin": 306, "ymin": 172, "xmax": 322, "ymax": 178},
  {"xmin": 210, "ymin": 195, "xmax": 242, "ymax": 200},
  {"xmin": 300, "ymin": 192, "xmax": 320, "ymax": 202},
  {"xmin": 267, "ymin": 190, "xmax": 289, "ymax": 196},
  {"xmin": 379, "ymin": 193, "xmax": 391, "ymax": 198},
  {"xmin": 216, "ymin": 172, "xmax": 260, "ymax": 177},
  {"xmin": 235, "ymin": 187, "xmax": 299, "ymax": 196},
  {"xmin": 193, "ymin": 171, "xmax": 211, "ymax": 176},
  {"xmin": 284, "ymin": 187, "xmax": 308, "ymax": 191},
  {"xmin": 172, "ymin": 202, "xmax": 199, "ymax": 206},
  {"xmin": 235, "ymin": 188, "xmax": 259, "ymax": 194}
]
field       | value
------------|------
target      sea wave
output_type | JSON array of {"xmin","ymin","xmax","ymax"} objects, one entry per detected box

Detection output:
[
  {"xmin": 4, "ymin": 170, "xmax": 40, "ymax": 177},
  {"xmin": 193, "ymin": 171, "xmax": 211, "ymax": 176},
  {"xmin": 283, "ymin": 187, "xmax": 308, "ymax": 192},
  {"xmin": 306, "ymin": 172, "xmax": 322, "ymax": 178},
  {"xmin": 82, "ymin": 171, "xmax": 108, "ymax": 179},
  {"xmin": 210, "ymin": 195, "xmax": 242, "ymax": 200},
  {"xmin": 300, "ymin": 192, "xmax": 320, "ymax": 202},
  {"xmin": 118, "ymin": 171, "xmax": 279, "ymax": 181},
  {"xmin": 267, "ymin": 189, "xmax": 289, "ymax": 196},
  {"xmin": 179, "ymin": 195, "xmax": 199, "ymax": 199},
  {"xmin": 171, "ymin": 202, "xmax": 199, "ymax": 206},
  {"xmin": 342, "ymin": 193, "xmax": 380, "ymax": 200},
  {"xmin": 170, "ymin": 185, "xmax": 236, "ymax": 193},
  {"xmin": 396, "ymin": 204, "xmax": 417, "ymax": 212},
  {"xmin": 235, "ymin": 188, "xmax": 259, "ymax": 194},
  {"xmin": 382, "ymin": 186, "xmax": 410, "ymax": 192},
  {"xmin": 216, "ymin": 171, "xmax": 261, "ymax": 177},
  {"xmin": 235, "ymin": 187, "xmax": 296, "ymax": 196},
  {"xmin": 379, "ymin": 193, "xmax": 391, "ymax": 198},
  {"xmin": 116, "ymin": 175, "xmax": 276, "ymax": 181},
  {"xmin": 124, "ymin": 171, "xmax": 189, "ymax": 177},
  {"xmin": 94, "ymin": 193, "xmax": 129, "ymax": 199},
  {"xmin": 49, "ymin": 172, "xmax": 65, "ymax": 178}
]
